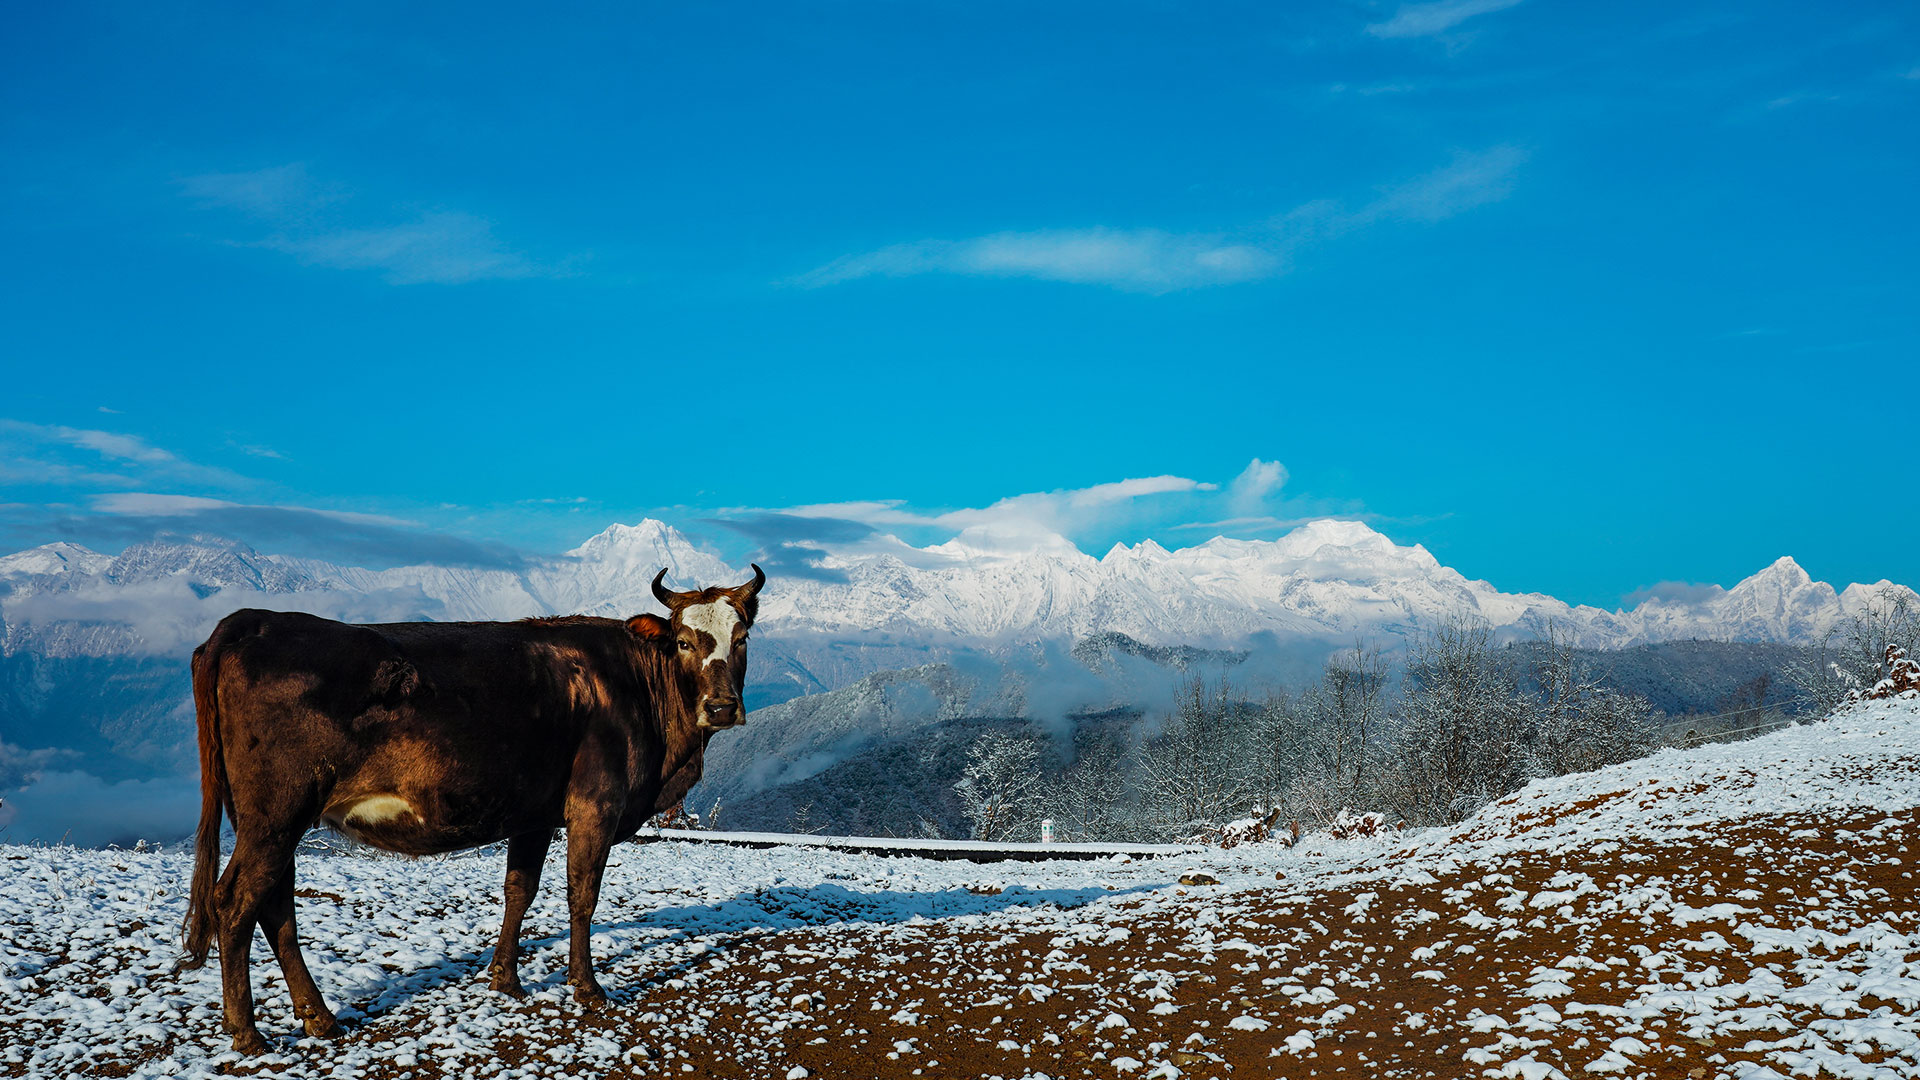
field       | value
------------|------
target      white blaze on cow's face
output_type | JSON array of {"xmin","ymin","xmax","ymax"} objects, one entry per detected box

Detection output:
[
  {"xmin": 679, "ymin": 601, "xmax": 740, "ymax": 667},
  {"xmin": 676, "ymin": 598, "xmax": 748, "ymax": 728}
]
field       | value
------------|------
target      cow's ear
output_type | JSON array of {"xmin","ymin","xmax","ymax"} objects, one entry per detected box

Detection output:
[{"xmin": 626, "ymin": 614, "xmax": 671, "ymax": 642}]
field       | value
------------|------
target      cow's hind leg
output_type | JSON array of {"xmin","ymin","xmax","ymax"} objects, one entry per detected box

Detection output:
[
  {"xmin": 563, "ymin": 815, "xmax": 616, "ymax": 1010},
  {"xmin": 215, "ymin": 833, "xmax": 296, "ymax": 1054},
  {"xmin": 488, "ymin": 829, "xmax": 555, "ymax": 998},
  {"xmin": 259, "ymin": 868, "xmax": 342, "ymax": 1039}
]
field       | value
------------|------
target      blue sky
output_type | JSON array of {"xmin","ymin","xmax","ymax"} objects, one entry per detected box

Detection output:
[{"xmin": 2, "ymin": 0, "xmax": 1915, "ymax": 607}]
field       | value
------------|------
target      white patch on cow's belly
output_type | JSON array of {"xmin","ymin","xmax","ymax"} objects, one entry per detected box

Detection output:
[
  {"xmin": 680, "ymin": 600, "xmax": 740, "ymax": 666},
  {"xmin": 342, "ymin": 795, "xmax": 416, "ymax": 825}
]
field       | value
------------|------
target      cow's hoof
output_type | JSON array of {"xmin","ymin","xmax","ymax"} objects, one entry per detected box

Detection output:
[
  {"xmin": 230, "ymin": 1029, "xmax": 272, "ymax": 1056},
  {"xmin": 304, "ymin": 1014, "xmax": 344, "ymax": 1039},
  {"xmin": 572, "ymin": 982, "xmax": 609, "ymax": 1011}
]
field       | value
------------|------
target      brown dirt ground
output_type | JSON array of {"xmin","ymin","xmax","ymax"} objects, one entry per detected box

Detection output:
[{"xmin": 37, "ymin": 804, "xmax": 1909, "ymax": 1080}]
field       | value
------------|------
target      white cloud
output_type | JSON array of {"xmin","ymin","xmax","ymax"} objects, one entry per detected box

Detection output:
[
  {"xmin": 1356, "ymin": 146, "xmax": 1529, "ymax": 223},
  {"xmin": 7, "ymin": 575, "xmax": 446, "ymax": 658},
  {"xmin": 262, "ymin": 210, "xmax": 551, "ymax": 286},
  {"xmin": 178, "ymin": 163, "xmax": 344, "ymax": 219},
  {"xmin": 1275, "ymin": 146, "xmax": 1529, "ymax": 240},
  {"xmin": 89, "ymin": 492, "xmax": 414, "ymax": 527},
  {"xmin": 0, "ymin": 769, "xmax": 202, "ymax": 847},
  {"xmin": 772, "ymin": 475, "xmax": 1213, "ymax": 537},
  {"xmin": 1065, "ymin": 475, "xmax": 1219, "ymax": 507},
  {"xmin": 728, "ymin": 467, "xmax": 1293, "ymax": 562},
  {"xmin": 0, "ymin": 420, "xmax": 249, "ymax": 489},
  {"xmin": 181, "ymin": 165, "xmax": 563, "ymax": 286},
  {"xmin": 89, "ymin": 492, "xmax": 231, "ymax": 514},
  {"xmin": 796, "ymin": 228, "xmax": 1281, "ymax": 293},
  {"xmin": 797, "ymin": 149, "xmax": 1524, "ymax": 294},
  {"xmin": 1229, "ymin": 458, "xmax": 1289, "ymax": 513},
  {"xmin": 1366, "ymin": 0, "xmax": 1526, "ymax": 39}
]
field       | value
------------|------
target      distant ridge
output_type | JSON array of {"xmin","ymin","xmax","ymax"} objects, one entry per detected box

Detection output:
[{"xmin": 4, "ymin": 518, "xmax": 1909, "ymax": 664}]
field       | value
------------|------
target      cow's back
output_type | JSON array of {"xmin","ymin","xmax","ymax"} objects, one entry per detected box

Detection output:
[{"xmin": 199, "ymin": 610, "xmax": 643, "ymax": 855}]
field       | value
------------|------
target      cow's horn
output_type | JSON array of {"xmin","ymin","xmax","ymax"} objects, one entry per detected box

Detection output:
[
  {"xmin": 651, "ymin": 567, "xmax": 683, "ymax": 609},
  {"xmin": 738, "ymin": 563, "xmax": 766, "ymax": 600}
]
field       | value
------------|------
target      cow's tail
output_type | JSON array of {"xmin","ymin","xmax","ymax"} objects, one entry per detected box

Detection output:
[{"xmin": 179, "ymin": 636, "xmax": 229, "ymax": 970}]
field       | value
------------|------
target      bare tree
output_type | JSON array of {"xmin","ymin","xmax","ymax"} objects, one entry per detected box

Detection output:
[
  {"xmin": 1393, "ymin": 616, "xmax": 1530, "ymax": 824},
  {"xmin": 1250, "ymin": 642, "xmax": 1389, "ymax": 827},
  {"xmin": 954, "ymin": 730, "xmax": 1045, "ymax": 841},
  {"xmin": 1308, "ymin": 641, "xmax": 1388, "ymax": 810},
  {"xmin": 1528, "ymin": 624, "xmax": 1653, "ymax": 776},
  {"xmin": 788, "ymin": 798, "xmax": 819, "ymax": 835},
  {"xmin": 1817, "ymin": 591, "xmax": 1920, "ymax": 704},
  {"xmin": 1137, "ymin": 676, "xmax": 1258, "ymax": 839},
  {"xmin": 1037, "ymin": 734, "xmax": 1136, "ymax": 842}
]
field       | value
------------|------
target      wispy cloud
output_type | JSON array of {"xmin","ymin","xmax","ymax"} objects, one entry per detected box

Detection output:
[
  {"xmin": 1228, "ymin": 459, "xmax": 1288, "ymax": 515},
  {"xmin": 704, "ymin": 512, "xmax": 881, "ymax": 582},
  {"xmin": 180, "ymin": 162, "xmax": 345, "ymax": 220},
  {"xmin": 795, "ymin": 148, "xmax": 1526, "ymax": 294},
  {"xmin": 712, "ymin": 462, "xmax": 1309, "ymax": 565},
  {"xmin": 796, "ymin": 229, "xmax": 1282, "ymax": 293},
  {"xmin": 0, "ymin": 420, "xmax": 250, "ymax": 490},
  {"xmin": 179, "ymin": 164, "xmax": 566, "ymax": 286},
  {"xmin": 61, "ymin": 493, "xmax": 525, "ymax": 570},
  {"xmin": 773, "ymin": 474, "xmax": 1215, "ymax": 536},
  {"xmin": 1365, "ymin": 0, "xmax": 1526, "ymax": 40},
  {"xmin": 1623, "ymin": 581, "xmax": 1726, "ymax": 608},
  {"xmin": 1353, "ymin": 146, "xmax": 1528, "ymax": 223},
  {"xmin": 259, "ymin": 210, "xmax": 550, "ymax": 285},
  {"xmin": 7, "ymin": 490, "xmax": 533, "ymax": 572},
  {"xmin": 89, "ymin": 492, "xmax": 413, "ymax": 527},
  {"xmin": 0, "ymin": 770, "xmax": 203, "ymax": 847}
]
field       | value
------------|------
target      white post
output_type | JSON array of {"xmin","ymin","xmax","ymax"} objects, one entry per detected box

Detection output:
[{"xmin": 1040, "ymin": 818, "xmax": 1055, "ymax": 843}]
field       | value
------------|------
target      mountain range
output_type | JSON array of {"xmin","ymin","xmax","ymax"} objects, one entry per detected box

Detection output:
[
  {"xmin": 0, "ymin": 517, "xmax": 1910, "ymax": 845},
  {"xmin": 5, "ymin": 517, "xmax": 1907, "ymax": 660}
]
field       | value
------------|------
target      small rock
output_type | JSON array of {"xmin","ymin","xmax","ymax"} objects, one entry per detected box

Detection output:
[{"xmin": 1179, "ymin": 872, "xmax": 1220, "ymax": 886}]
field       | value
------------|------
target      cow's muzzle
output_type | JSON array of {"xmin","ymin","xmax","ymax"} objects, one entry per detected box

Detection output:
[{"xmin": 699, "ymin": 700, "xmax": 744, "ymax": 729}]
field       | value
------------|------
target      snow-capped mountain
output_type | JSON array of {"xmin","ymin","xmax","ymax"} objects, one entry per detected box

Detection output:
[
  {"xmin": 2, "ymin": 518, "xmax": 1911, "ymax": 845},
  {"xmin": 3, "ymin": 518, "xmax": 1911, "ymax": 665}
]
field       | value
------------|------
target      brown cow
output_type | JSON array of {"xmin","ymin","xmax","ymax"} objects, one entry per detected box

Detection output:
[{"xmin": 178, "ymin": 565, "xmax": 764, "ymax": 1054}]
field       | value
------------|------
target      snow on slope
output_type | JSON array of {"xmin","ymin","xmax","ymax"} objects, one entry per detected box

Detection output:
[{"xmin": 4, "ymin": 696, "xmax": 1919, "ymax": 1078}]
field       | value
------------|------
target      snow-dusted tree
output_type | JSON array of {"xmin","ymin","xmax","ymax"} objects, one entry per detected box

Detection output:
[
  {"xmin": 1819, "ymin": 591, "xmax": 1920, "ymax": 704},
  {"xmin": 788, "ymin": 798, "xmax": 819, "ymax": 835},
  {"xmin": 1527, "ymin": 625, "xmax": 1653, "ymax": 776},
  {"xmin": 954, "ymin": 730, "xmax": 1045, "ymax": 842},
  {"xmin": 1392, "ymin": 616, "xmax": 1530, "ymax": 824},
  {"xmin": 1305, "ymin": 642, "xmax": 1388, "ymax": 811},
  {"xmin": 1037, "ymin": 733, "xmax": 1135, "ymax": 842},
  {"xmin": 1251, "ymin": 642, "xmax": 1389, "ymax": 826},
  {"xmin": 1248, "ymin": 689, "xmax": 1312, "ymax": 820},
  {"xmin": 1137, "ymin": 676, "xmax": 1259, "ymax": 839}
]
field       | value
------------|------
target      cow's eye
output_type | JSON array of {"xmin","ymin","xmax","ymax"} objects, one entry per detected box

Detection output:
[{"xmin": 679, "ymin": 641, "xmax": 693, "ymax": 651}]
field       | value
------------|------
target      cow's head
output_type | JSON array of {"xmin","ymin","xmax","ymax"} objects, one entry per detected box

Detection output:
[{"xmin": 630, "ymin": 564, "xmax": 764, "ymax": 729}]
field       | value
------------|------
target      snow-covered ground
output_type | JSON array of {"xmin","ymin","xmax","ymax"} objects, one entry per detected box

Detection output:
[{"xmin": 5, "ymin": 696, "xmax": 1920, "ymax": 1079}]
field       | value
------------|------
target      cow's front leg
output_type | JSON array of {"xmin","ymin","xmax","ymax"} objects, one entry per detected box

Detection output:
[
  {"xmin": 563, "ymin": 809, "xmax": 616, "ymax": 1010},
  {"xmin": 488, "ymin": 828, "xmax": 555, "ymax": 998}
]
